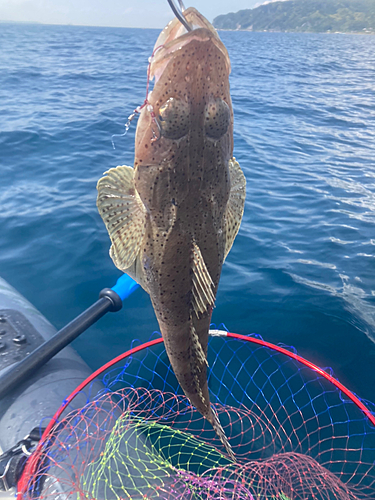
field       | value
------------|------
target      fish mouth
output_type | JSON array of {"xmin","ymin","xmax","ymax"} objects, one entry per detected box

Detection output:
[{"xmin": 150, "ymin": 7, "xmax": 230, "ymax": 84}]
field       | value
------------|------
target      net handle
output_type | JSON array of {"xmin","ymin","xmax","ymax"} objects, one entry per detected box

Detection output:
[{"xmin": 17, "ymin": 331, "xmax": 375, "ymax": 498}]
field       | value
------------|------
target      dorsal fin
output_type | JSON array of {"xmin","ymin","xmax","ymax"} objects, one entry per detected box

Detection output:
[
  {"xmin": 97, "ymin": 165, "xmax": 147, "ymax": 271},
  {"xmin": 191, "ymin": 242, "xmax": 215, "ymax": 317},
  {"xmin": 224, "ymin": 158, "xmax": 246, "ymax": 261},
  {"xmin": 190, "ymin": 323, "xmax": 208, "ymax": 369}
]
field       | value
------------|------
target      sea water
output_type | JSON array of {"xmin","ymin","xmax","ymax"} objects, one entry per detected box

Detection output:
[{"xmin": 1, "ymin": 24, "xmax": 375, "ymax": 403}]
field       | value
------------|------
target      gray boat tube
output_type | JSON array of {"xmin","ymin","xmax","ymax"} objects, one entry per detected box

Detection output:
[
  {"xmin": 0, "ymin": 274, "xmax": 139, "ymax": 495},
  {"xmin": 0, "ymin": 277, "xmax": 123, "ymax": 496},
  {"xmin": 0, "ymin": 277, "xmax": 105, "ymax": 453}
]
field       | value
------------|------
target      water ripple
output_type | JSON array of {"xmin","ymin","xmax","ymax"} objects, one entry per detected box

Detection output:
[{"xmin": 1, "ymin": 25, "xmax": 375, "ymax": 401}]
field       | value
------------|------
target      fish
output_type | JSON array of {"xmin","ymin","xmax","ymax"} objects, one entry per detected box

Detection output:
[{"xmin": 96, "ymin": 7, "xmax": 246, "ymax": 460}]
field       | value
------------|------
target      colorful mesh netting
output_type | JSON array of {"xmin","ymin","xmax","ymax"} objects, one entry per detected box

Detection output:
[{"xmin": 20, "ymin": 331, "xmax": 375, "ymax": 499}]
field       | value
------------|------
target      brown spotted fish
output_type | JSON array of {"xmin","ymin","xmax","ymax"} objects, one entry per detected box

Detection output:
[{"xmin": 97, "ymin": 7, "xmax": 246, "ymax": 460}]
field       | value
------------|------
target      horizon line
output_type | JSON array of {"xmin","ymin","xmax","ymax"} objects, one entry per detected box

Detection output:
[{"xmin": 0, "ymin": 19, "xmax": 164, "ymax": 30}]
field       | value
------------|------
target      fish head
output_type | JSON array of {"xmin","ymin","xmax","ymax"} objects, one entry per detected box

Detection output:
[{"xmin": 134, "ymin": 8, "xmax": 233, "ymax": 209}]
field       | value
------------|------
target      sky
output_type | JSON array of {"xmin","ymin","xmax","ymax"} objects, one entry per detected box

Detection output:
[{"xmin": 0, "ymin": 0, "xmax": 262, "ymax": 29}]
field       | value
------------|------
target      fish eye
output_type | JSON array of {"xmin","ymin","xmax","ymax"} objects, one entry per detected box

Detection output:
[
  {"xmin": 204, "ymin": 97, "xmax": 230, "ymax": 140},
  {"xmin": 158, "ymin": 97, "xmax": 190, "ymax": 140}
]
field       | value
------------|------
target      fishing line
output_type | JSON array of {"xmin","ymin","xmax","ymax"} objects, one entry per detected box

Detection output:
[
  {"xmin": 111, "ymin": 111, "xmax": 138, "ymax": 149},
  {"xmin": 111, "ymin": 0, "xmax": 192, "ymax": 149},
  {"xmin": 111, "ymin": 45, "xmax": 164, "ymax": 149}
]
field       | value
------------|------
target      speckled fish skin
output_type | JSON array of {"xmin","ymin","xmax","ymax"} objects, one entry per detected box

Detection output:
[{"xmin": 97, "ymin": 8, "xmax": 246, "ymax": 460}]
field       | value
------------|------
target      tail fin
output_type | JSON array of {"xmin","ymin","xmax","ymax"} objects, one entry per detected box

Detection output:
[{"xmin": 208, "ymin": 406, "xmax": 236, "ymax": 461}]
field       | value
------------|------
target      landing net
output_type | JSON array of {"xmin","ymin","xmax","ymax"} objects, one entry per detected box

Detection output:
[{"xmin": 19, "ymin": 330, "xmax": 375, "ymax": 499}]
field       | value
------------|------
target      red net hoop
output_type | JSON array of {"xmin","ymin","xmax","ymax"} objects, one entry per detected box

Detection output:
[{"xmin": 18, "ymin": 330, "xmax": 375, "ymax": 499}]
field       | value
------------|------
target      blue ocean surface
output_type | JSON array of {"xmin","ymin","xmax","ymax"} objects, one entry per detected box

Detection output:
[{"xmin": 1, "ymin": 23, "xmax": 375, "ymax": 404}]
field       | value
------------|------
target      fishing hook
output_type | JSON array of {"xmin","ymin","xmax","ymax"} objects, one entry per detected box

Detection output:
[{"xmin": 167, "ymin": 0, "xmax": 192, "ymax": 32}]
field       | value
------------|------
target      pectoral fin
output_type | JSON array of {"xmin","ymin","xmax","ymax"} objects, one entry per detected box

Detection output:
[
  {"xmin": 224, "ymin": 158, "xmax": 246, "ymax": 261},
  {"xmin": 120, "ymin": 252, "xmax": 149, "ymax": 293},
  {"xmin": 97, "ymin": 165, "xmax": 147, "ymax": 271},
  {"xmin": 192, "ymin": 242, "xmax": 215, "ymax": 317}
]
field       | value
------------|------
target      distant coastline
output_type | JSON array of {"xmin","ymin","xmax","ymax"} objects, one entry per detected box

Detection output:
[
  {"xmin": 213, "ymin": 0, "xmax": 375, "ymax": 34},
  {"xmin": 217, "ymin": 28, "xmax": 374, "ymax": 34}
]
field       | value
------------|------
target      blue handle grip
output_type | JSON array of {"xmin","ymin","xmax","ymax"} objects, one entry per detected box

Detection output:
[{"xmin": 111, "ymin": 274, "xmax": 140, "ymax": 301}]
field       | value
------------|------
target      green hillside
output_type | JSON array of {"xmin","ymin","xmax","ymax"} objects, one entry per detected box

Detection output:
[{"xmin": 213, "ymin": 0, "xmax": 375, "ymax": 33}]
